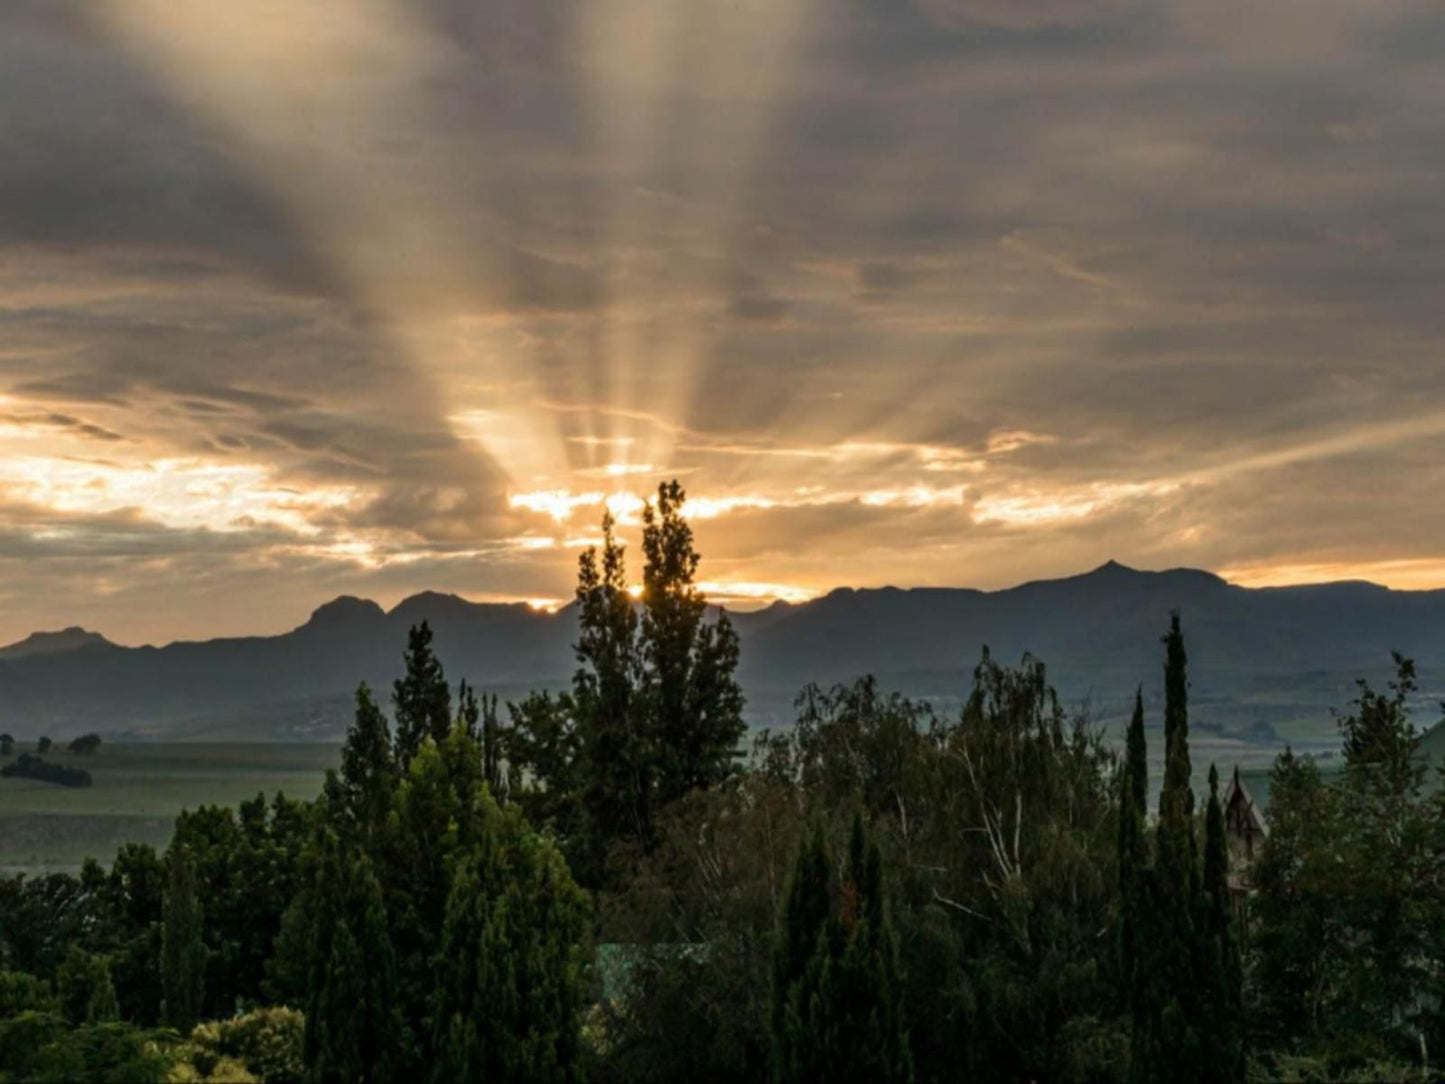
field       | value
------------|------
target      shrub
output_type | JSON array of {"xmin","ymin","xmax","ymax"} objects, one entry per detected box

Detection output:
[{"xmin": 190, "ymin": 1008, "xmax": 304, "ymax": 1084}]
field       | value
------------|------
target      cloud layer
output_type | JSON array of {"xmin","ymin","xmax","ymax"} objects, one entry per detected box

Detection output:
[{"xmin": 2, "ymin": 0, "xmax": 1444, "ymax": 643}]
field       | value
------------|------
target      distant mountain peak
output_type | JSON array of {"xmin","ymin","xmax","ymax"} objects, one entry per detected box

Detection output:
[
  {"xmin": 0, "ymin": 626, "xmax": 112, "ymax": 660},
  {"xmin": 302, "ymin": 596, "xmax": 385, "ymax": 629},
  {"xmin": 389, "ymin": 591, "xmax": 475, "ymax": 620},
  {"xmin": 1082, "ymin": 559, "xmax": 1227, "ymax": 586}
]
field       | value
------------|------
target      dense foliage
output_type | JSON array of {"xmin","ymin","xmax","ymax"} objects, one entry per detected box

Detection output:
[{"xmin": 2, "ymin": 480, "xmax": 1443, "ymax": 1082}]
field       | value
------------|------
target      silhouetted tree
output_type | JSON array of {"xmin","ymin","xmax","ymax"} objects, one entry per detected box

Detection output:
[
  {"xmin": 1118, "ymin": 688, "xmax": 1149, "ymax": 1031},
  {"xmin": 161, "ymin": 844, "xmax": 206, "ymax": 1032},
  {"xmin": 340, "ymin": 683, "xmax": 395, "ymax": 845},
  {"xmin": 0, "ymin": 732, "xmax": 13, "ymax": 756},
  {"xmin": 37, "ymin": 735, "xmax": 52, "ymax": 754},
  {"xmin": 392, "ymin": 621, "xmax": 451, "ymax": 771},
  {"xmin": 1130, "ymin": 614, "xmax": 1203, "ymax": 1081},
  {"xmin": 1202, "ymin": 764, "xmax": 1245, "ymax": 1082},
  {"xmin": 67, "ymin": 733, "xmax": 101, "ymax": 755},
  {"xmin": 641, "ymin": 480, "xmax": 746, "ymax": 804},
  {"xmin": 511, "ymin": 481, "xmax": 747, "ymax": 886},
  {"xmin": 573, "ymin": 510, "xmax": 649, "ymax": 872}
]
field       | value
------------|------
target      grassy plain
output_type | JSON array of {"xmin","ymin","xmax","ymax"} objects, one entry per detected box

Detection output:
[{"xmin": 0, "ymin": 742, "xmax": 338, "ymax": 873}]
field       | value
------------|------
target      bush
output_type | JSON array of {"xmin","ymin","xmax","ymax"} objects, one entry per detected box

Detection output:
[
  {"xmin": 167, "ymin": 1051, "xmax": 259, "ymax": 1083},
  {"xmin": 0, "ymin": 1014, "xmax": 174, "ymax": 1083},
  {"xmin": 189, "ymin": 1008, "xmax": 304, "ymax": 1084},
  {"xmin": 0, "ymin": 969, "xmax": 56, "ymax": 1017}
]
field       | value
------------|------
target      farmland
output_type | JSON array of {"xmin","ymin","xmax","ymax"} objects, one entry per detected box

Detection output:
[{"xmin": 0, "ymin": 742, "xmax": 337, "ymax": 872}]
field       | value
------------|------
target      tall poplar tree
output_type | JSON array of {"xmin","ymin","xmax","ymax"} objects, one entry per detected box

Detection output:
[
  {"xmin": 161, "ymin": 844, "xmax": 206, "ymax": 1033},
  {"xmin": 513, "ymin": 481, "xmax": 748, "ymax": 885},
  {"xmin": 573, "ymin": 510, "xmax": 648, "ymax": 872},
  {"xmin": 641, "ymin": 480, "xmax": 746, "ymax": 803}
]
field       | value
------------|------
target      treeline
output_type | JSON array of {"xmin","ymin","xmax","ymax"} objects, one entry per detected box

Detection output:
[
  {"xmin": 1, "ymin": 753, "xmax": 92, "ymax": 788},
  {"xmin": 2, "ymin": 481, "xmax": 1444, "ymax": 1082}
]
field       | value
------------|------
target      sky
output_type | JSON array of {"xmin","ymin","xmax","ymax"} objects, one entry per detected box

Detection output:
[{"xmin": 2, "ymin": 0, "xmax": 1445, "ymax": 645}]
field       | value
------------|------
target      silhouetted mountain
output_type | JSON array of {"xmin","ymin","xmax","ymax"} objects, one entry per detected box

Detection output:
[
  {"xmin": 1, "ymin": 563, "xmax": 1441, "ymax": 743},
  {"xmin": 0, "ymin": 627, "xmax": 111, "ymax": 660}
]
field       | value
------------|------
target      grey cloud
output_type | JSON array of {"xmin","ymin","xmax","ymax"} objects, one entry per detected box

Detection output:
[
  {"xmin": 0, "ymin": 0, "xmax": 1442, "ymax": 641},
  {"xmin": 916, "ymin": 0, "xmax": 1141, "ymax": 31}
]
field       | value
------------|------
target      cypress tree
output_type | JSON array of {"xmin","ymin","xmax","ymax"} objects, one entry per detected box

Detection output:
[
  {"xmin": 393, "ymin": 621, "xmax": 452, "ymax": 771},
  {"xmin": 1118, "ymin": 688, "xmax": 1149, "ymax": 1022},
  {"xmin": 1202, "ymin": 764, "xmax": 1245, "ymax": 1082},
  {"xmin": 431, "ymin": 800, "xmax": 589, "ymax": 1084},
  {"xmin": 772, "ymin": 816, "xmax": 912, "ymax": 1084},
  {"xmin": 1131, "ymin": 614, "xmax": 1207, "ymax": 1081},
  {"xmin": 340, "ymin": 683, "xmax": 395, "ymax": 845},
  {"xmin": 161, "ymin": 843, "xmax": 206, "ymax": 1032},
  {"xmin": 1157, "ymin": 613, "xmax": 1200, "ymax": 1035},
  {"xmin": 303, "ymin": 826, "xmax": 410, "ymax": 1084},
  {"xmin": 772, "ymin": 824, "xmax": 832, "ymax": 1082},
  {"xmin": 481, "ymin": 690, "xmax": 505, "ymax": 798},
  {"xmin": 458, "ymin": 682, "xmax": 506, "ymax": 798}
]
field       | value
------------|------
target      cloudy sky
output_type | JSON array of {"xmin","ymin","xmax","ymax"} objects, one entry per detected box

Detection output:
[{"xmin": 2, "ymin": 0, "xmax": 1444, "ymax": 644}]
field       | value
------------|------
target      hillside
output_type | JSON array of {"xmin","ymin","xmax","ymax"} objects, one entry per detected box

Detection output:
[{"xmin": 1, "ymin": 562, "xmax": 1442, "ymax": 744}]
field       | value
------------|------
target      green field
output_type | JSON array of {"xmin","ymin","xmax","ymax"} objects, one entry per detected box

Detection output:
[{"xmin": 0, "ymin": 742, "xmax": 339, "ymax": 873}]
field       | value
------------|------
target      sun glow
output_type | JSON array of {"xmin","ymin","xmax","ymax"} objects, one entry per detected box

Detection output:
[
  {"xmin": 696, "ymin": 580, "xmax": 818, "ymax": 607},
  {"xmin": 2, "ymin": 454, "xmax": 362, "ymax": 535},
  {"xmin": 1219, "ymin": 559, "xmax": 1445, "ymax": 592}
]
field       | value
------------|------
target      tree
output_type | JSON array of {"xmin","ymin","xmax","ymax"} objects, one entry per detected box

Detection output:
[
  {"xmin": 457, "ymin": 682, "xmax": 506, "ymax": 799},
  {"xmin": 303, "ymin": 823, "xmax": 411, "ymax": 1084},
  {"xmin": 771, "ymin": 815, "xmax": 912, "ymax": 1084},
  {"xmin": 0, "ymin": 732, "xmax": 13, "ymax": 756},
  {"xmin": 102, "ymin": 842, "xmax": 166, "ymax": 1025},
  {"xmin": 1130, "ymin": 613, "xmax": 1206, "ymax": 1081},
  {"xmin": 1248, "ymin": 657, "xmax": 1439, "ymax": 1075},
  {"xmin": 37, "ymin": 736, "xmax": 52, "ymax": 754},
  {"xmin": 1250, "ymin": 749, "xmax": 1332, "ymax": 1043},
  {"xmin": 1201, "ymin": 764, "xmax": 1245, "ymax": 1082},
  {"xmin": 162, "ymin": 844, "xmax": 206, "ymax": 1032},
  {"xmin": 392, "ymin": 621, "xmax": 452, "ymax": 772},
  {"xmin": 339, "ymin": 683, "xmax": 395, "ymax": 845},
  {"xmin": 1118, "ymin": 688, "xmax": 1149, "ymax": 1030},
  {"xmin": 431, "ymin": 799, "xmax": 590, "ymax": 1084},
  {"xmin": 640, "ymin": 480, "xmax": 746, "ymax": 804},
  {"xmin": 772, "ymin": 824, "xmax": 832, "ymax": 1081},
  {"xmin": 1330, "ymin": 656, "xmax": 1434, "ymax": 1056},
  {"xmin": 67, "ymin": 733, "xmax": 101, "ymax": 755},
  {"xmin": 511, "ymin": 481, "xmax": 748, "ymax": 886},
  {"xmin": 573, "ymin": 510, "xmax": 650, "ymax": 871},
  {"xmin": 56, "ymin": 946, "xmax": 118, "ymax": 1025}
]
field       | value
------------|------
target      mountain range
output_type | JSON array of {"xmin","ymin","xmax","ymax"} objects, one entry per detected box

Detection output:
[{"xmin": 2, "ymin": 562, "xmax": 1442, "ymax": 747}]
